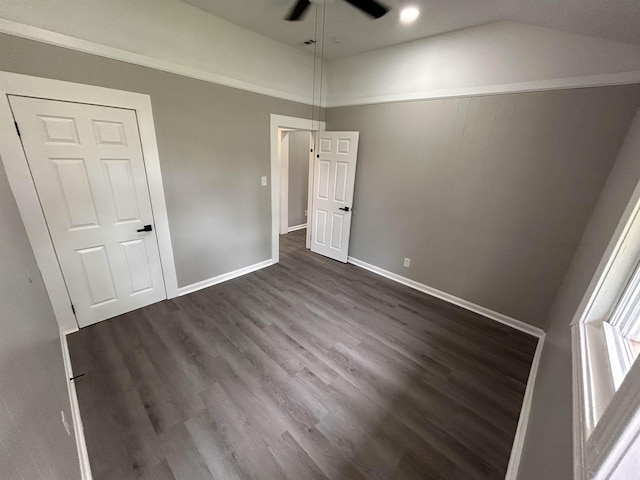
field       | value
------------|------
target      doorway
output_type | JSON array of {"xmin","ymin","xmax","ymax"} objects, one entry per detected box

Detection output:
[
  {"xmin": 278, "ymin": 129, "xmax": 312, "ymax": 244},
  {"xmin": 269, "ymin": 114, "xmax": 325, "ymax": 263},
  {"xmin": 270, "ymin": 115, "xmax": 361, "ymax": 265}
]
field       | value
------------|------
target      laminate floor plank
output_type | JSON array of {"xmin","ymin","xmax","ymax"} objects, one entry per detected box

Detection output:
[
  {"xmin": 109, "ymin": 319, "xmax": 183, "ymax": 436},
  {"xmin": 68, "ymin": 230, "xmax": 539, "ymax": 480},
  {"xmin": 204, "ymin": 353, "xmax": 359, "ymax": 480},
  {"xmin": 157, "ymin": 422, "xmax": 215, "ymax": 480}
]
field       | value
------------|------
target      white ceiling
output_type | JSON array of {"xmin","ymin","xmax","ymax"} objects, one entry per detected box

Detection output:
[{"xmin": 182, "ymin": 0, "xmax": 640, "ymax": 59}]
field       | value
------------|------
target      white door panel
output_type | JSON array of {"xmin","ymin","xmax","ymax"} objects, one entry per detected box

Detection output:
[
  {"xmin": 10, "ymin": 96, "xmax": 166, "ymax": 327},
  {"xmin": 311, "ymin": 131, "xmax": 359, "ymax": 262}
]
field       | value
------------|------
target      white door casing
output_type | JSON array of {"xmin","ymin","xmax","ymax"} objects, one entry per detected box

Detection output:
[
  {"xmin": 10, "ymin": 95, "xmax": 166, "ymax": 327},
  {"xmin": 311, "ymin": 131, "xmax": 359, "ymax": 263}
]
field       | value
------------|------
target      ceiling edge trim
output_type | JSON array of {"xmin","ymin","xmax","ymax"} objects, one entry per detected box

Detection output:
[
  {"xmin": 2, "ymin": 18, "xmax": 637, "ymax": 110},
  {"xmin": 0, "ymin": 18, "xmax": 322, "ymax": 106},
  {"xmin": 325, "ymin": 71, "xmax": 640, "ymax": 108}
]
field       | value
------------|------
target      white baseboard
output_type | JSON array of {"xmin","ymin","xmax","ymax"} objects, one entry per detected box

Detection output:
[
  {"xmin": 56, "ymin": 259, "xmax": 276, "ymax": 476},
  {"xmin": 177, "ymin": 259, "xmax": 274, "ymax": 296},
  {"xmin": 346, "ymin": 256, "xmax": 545, "ymax": 479},
  {"xmin": 58, "ymin": 252, "xmax": 542, "ymax": 480},
  {"xmin": 347, "ymin": 256, "xmax": 544, "ymax": 338},
  {"xmin": 287, "ymin": 224, "xmax": 307, "ymax": 233},
  {"xmin": 60, "ymin": 332, "xmax": 92, "ymax": 480},
  {"xmin": 505, "ymin": 335, "xmax": 545, "ymax": 479}
]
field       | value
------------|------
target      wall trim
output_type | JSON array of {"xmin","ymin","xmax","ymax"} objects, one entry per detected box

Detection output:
[
  {"xmin": 177, "ymin": 259, "xmax": 274, "ymax": 296},
  {"xmin": 4, "ymin": 20, "xmax": 638, "ymax": 111},
  {"xmin": 0, "ymin": 71, "xmax": 179, "ymax": 333},
  {"xmin": 60, "ymin": 332, "xmax": 92, "ymax": 480},
  {"xmin": 326, "ymin": 71, "xmax": 640, "ymax": 108},
  {"xmin": 287, "ymin": 223, "xmax": 307, "ymax": 233},
  {"xmin": 346, "ymin": 256, "xmax": 544, "ymax": 338},
  {"xmin": 5, "ymin": 18, "xmax": 639, "ymax": 111},
  {"xmin": 505, "ymin": 335, "xmax": 545, "ymax": 479},
  {"xmin": 0, "ymin": 18, "xmax": 316, "ymax": 106},
  {"xmin": 346, "ymin": 255, "xmax": 545, "ymax": 478}
]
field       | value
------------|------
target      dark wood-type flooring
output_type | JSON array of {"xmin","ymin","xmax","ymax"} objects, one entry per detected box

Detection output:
[{"xmin": 68, "ymin": 230, "xmax": 538, "ymax": 480}]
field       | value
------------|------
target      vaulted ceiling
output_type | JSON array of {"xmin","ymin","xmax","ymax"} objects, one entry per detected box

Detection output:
[{"xmin": 182, "ymin": 0, "xmax": 640, "ymax": 58}]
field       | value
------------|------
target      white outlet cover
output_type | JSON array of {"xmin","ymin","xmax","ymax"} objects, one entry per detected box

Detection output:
[
  {"xmin": 261, "ymin": 176, "xmax": 268, "ymax": 186},
  {"xmin": 403, "ymin": 258, "xmax": 411, "ymax": 268}
]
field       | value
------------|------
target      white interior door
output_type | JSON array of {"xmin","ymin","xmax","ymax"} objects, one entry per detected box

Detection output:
[
  {"xmin": 10, "ymin": 95, "xmax": 166, "ymax": 328},
  {"xmin": 311, "ymin": 131, "xmax": 359, "ymax": 263}
]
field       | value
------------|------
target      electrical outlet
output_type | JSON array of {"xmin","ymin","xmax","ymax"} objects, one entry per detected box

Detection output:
[
  {"xmin": 403, "ymin": 257, "xmax": 411, "ymax": 268},
  {"xmin": 304, "ymin": 210, "xmax": 308, "ymax": 217},
  {"xmin": 261, "ymin": 176, "xmax": 268, "ymax": 186}
]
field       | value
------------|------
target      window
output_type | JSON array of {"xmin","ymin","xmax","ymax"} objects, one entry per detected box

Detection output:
[
  {"xmin": 572, "ymin": 180, "xmax": 640, "ymax": 479},
  {"xmin": 604, "ymin": 260, "xmax": 640, "ymax": 391}
]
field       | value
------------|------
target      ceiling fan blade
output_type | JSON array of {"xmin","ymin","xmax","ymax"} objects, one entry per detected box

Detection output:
[
  {"xmin": 343, "ymin": 0, "xmax": 390, "ymax": 19},
  {"xmin": 286, "ymin": 0, "xmax": 312, "ymax": 21}
]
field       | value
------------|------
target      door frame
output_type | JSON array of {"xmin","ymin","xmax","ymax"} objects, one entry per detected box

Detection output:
[
  {"xmin": 0, "ymin": 71, "xmax": 178, "ymax": 334},
  {"xmin": 270, "ymin": 114, "xmax": 325, "ymax": 263}
]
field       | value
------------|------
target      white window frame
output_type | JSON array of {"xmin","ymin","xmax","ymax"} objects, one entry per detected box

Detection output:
[
  {"xmin": 602, "ymin": 258, "xmax": 640, "ymax": 391},
  {"xmin": 572, "ymin": 174, "xmax": 640, "ymax": 479},
  {"xmin": 0, "ymin": 71, "xmax": 179, "ymax": 334},
  {"xmin": 602, "ymin": 322, "xmax": 636, "ymax": 391}
]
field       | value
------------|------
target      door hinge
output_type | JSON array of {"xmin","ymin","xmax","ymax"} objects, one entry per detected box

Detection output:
[
  {"xmin": 71, "ymin": 304, "xmax": 76, "ymax": 315},
  {"xmin": 14, "ymin": 121, "xmax": 21, "ymax": 137}
]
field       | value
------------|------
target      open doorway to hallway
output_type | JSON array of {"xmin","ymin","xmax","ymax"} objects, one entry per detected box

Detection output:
[
  {"xmin": 270, "ymin": 114, "xmax": 325, "ymax": 263},
  {"xmin": 278, "ymin": 129, "xmax": 312, "ymax": 245},
  {"xmin": 271, "ymin": 115, "xmax": 361, "ymax": 264}
]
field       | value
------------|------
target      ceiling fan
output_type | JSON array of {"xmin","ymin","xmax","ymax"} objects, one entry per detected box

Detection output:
[{"xmin": 285, "ymin": 0, "xmax": 390, "ymax": 21}]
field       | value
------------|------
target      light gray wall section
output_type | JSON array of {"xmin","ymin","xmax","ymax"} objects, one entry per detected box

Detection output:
[
  {"xmin": 288, "ymin": 130, "xmax": 310, "ymax": 228},
  {"xmin": 0, "ymin": 33, "xmax": 314, "ymax": 288},
  {"xmin": 326, "ymin": 86, "xmax": 640, "ymax": 328},
  {"xmin": 518, "ymin": 108, "xmax": 640, "ymax": 479},
  {"xmin": 0, "ymin": 158, "xmax": 80, "ymax": 480}
]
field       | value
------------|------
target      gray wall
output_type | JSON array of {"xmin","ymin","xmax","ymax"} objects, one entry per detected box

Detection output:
[
  {"xmin": 3, "ymin": 29, "xmax": 640, "ymax": 480},
  {"xmin": 0, "ymin": 158, "xmax": 80, "ymax": 480},
  {"xmin": 326, "ymin": 86, "xmax": 640, "ymax": 328},
  {"xmin": 0, "ymin": 33, "xmax": 315, "ymax": 288},
  {"xmin": 518, "ymin": 108, "xmax": 640, "ymax": 479},
  {"xmin": 288, "ymin": 130, "xmax": 310, "ymax": 228}
]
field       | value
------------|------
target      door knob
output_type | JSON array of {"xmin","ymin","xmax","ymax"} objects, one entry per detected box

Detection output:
[
  {"xmin": 338, "ymin": 207, "xmax": 350, "ymax": 212},
  {"xmin": 136, "ymin": 224, "xmax": 153, "ymax": 232}
]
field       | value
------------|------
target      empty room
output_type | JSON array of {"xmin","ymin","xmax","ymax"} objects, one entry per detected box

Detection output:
[{"xmin": 2, "ymin": 1, "xmax": 640, "ymax": 479}]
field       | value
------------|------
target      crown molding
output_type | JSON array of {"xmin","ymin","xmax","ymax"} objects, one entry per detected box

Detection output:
[
  {"xmin": 325, "ymin": 71, "xmax": 640, "ymax": 108},
  {"xmin": 0, "ymin": 17, "xmax": 320, "ymax": 106}
]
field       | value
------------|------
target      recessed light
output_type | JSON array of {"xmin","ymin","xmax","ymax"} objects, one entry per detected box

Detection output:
[{"xmin": 400, "ymin": 6, "xmax": 420, "ymax": 24}]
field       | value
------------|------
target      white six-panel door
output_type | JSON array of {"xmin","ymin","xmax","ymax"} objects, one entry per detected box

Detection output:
[
  {"xmin": 311, "ymin": 131, "xmax": 359, "ymax": 263},
  {"xmin": 10, "ymin": 96, "xmax": 166, "ymax": 328}
]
